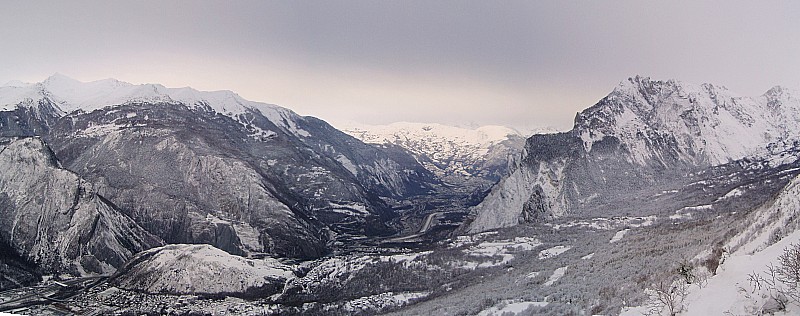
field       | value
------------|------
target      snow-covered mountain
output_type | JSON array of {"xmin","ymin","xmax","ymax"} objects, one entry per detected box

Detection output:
[
  {"xmin": 0, "ymin": 74, "xmax": 439, "ymax": 264},
  {"xmin": 468, "ymin": 76, "xmax": 800, "ymax": 232},
  {"xmin": 341, "ymin": 122, "xmax": 527, "ymax": 192},
  {"xmin": 0, "ymin": 73, "xmax": 310, "ymax": 138}
]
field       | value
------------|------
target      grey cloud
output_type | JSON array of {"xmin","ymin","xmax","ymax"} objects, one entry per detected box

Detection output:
[{"xmin": 1, "ymin": 1, "xmax": 799, "ymax": 130}]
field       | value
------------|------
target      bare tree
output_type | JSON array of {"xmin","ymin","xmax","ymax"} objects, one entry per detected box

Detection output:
[
  {"xmin": 747, "ymin": 243, "xmax": 800, "ymax": 314},
  {"xmin": 645, "ymin": 277, "xmax": 689, "ymax": 316}
]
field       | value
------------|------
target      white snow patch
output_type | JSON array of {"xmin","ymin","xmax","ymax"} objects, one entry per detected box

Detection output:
[
  {"xmin": 457, "ymin": 237, "xmax": 542, "ymax": 269},
  {"xmin": 678, "ymin": 230, "xmax": 800, "ymax": 315},
  {"xmin": 669, "ymin": 211, "xmax": 693, "ymax": 220},
  {"xmin": 477, "ymin": 299, "xmax": 549, "ymax": 316},
  {"xmin": 0, "ymin": 74, "xmax": 315, "ymax": 141},
  {"xmin": 610, "ymin": 229, "xmax": 629, "ymax": 243},
  {"xmin": 548, "ymin": 216, "xmax": 656, "ymax": 230},
  {"xmin": 448, "ymin": 231, "xmax": 501, "ymax": 248},
  {"xmin": 581, "ymin": 253, "xmax": 595, "ymax": 260},
  {"xmin": 543, "ymin": 266, "xmax": 568, "ymax": 287},
  {"xmin": 538, "ymin": 245, "xmax": 571, "ymax": 260},
  {"xmin": 325, "ymin": 202, "xmax": 370, "ymax": 216},
  {"xmin": 379, "ymin": 251, "xmax": 431, "ymax": 268},
  {"xmin": 716, "ymin": 187, "xmax": 744, "ymax": 201},
  {"xmin": 116, "ymin": 244, "xmax": 294, "ymax": 295},
  {"xmin": 295, "ymin": 256, "xmax": 373, "ymax": 288},
  {"xmin": 341, "ymin": 121, "xmax": 524, "ymax": 182},
  {"xmin": 342, "ymin": 291, "xmax": 430, "ymax": 313},
  {"xmin": 680, "ymin": 204, "xmax": 713, "ymax": 212},
  {"xmin": 77, "ymin": 123, "xmax": 122, "ymax": 137},
  {"xmin": 336, "ymin": 154, "xmax": 359, "ymax": 176}
]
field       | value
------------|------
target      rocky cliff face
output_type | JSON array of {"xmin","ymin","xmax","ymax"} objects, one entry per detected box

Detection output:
[
  {"xmin": 0, "ymin": 137, "xmax": 162, "ymax": 275},
  {"xmin": 468, "ymin": 77, "xmax": 800, "ymax": 232},
  {"xmin": 0, "ymin": 240, "xmax": 39, "ymax": 290}
]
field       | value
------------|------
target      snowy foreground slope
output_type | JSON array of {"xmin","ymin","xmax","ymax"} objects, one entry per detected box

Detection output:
[
  {"xmin": 621, "ymin": 174, "xmax": 800, "ymax": 315},
  {"xmin": 342, "ymin": 122, "xmax": 527, "ymax": 191},
  {"xmin": 468, "ymin": 76, "xmax": 800, "ymax": 232}
]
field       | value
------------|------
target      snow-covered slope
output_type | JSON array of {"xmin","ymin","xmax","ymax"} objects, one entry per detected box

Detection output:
[
  {"xmin": 0, "ymin": 73, "xmax": 310, "ymax": 137},
  {"xmin": 468, "ymin": 76, "xmax": 800, "ymax": 233},
  {"xmin": 342, "ymin": 122, "xmax": 527, "ymax": 189},
  {"xmin": 113, "ymin": 244, "xmax": 294, "ymax": 297}
]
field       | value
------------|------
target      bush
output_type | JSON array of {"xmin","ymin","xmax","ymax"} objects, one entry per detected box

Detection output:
[
  {"xmin": 775, "ymin": 242, "xmax": 800, "ymax": 290},
  {"xmin": 748, "ymin": 243, "xmax": 800, "ymax": 313}
]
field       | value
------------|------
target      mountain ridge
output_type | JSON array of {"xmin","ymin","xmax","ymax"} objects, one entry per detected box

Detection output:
[
  {"xmin": 0, "ymin": 74, "xmax": 440, "ymax": 264},
  {"xmin": 468, "ymin": 76, "xmax": 800, "ymax": 232}
]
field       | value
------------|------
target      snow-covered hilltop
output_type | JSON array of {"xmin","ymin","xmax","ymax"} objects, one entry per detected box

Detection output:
[
  {"xmin": 113, "ymin": 244, "xmax": 294, "ymax": 297},
  {"xmin": 341, "ymin": 122, "xmax": 528, "ymax": 190}
]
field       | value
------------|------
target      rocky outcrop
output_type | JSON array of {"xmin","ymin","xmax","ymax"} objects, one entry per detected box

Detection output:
[{"xmin": 0, "ymin": 137, "xmax": 162, "ymax": 275}]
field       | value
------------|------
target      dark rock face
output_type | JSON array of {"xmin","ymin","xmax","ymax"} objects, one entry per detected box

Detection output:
[
  {"xmin": 36, "ymin": 103, "xmax": 438, "ymax": 259},
  {"xmin": 0, "ymin": 98, "xmax": 61, "ymax": 137},
  {"xmin": 296, "ymin": 117, "xmax": 439, "ymax": 201},
  {"xmin": 0, "ymin": 239, "xmax": 39, "ymax": 291},
  {"xmin": 0, "ymin": 137, "xmax": 162, "ymax": 275},
  {"xmin": 43, "ymin": 103, "xmax": 331, "ymax": 259}
]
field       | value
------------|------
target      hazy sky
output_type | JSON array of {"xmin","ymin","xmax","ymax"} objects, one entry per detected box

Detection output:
[{"xmin": 1, "ymin": 1, "xmax": 799, "ymax": 131}]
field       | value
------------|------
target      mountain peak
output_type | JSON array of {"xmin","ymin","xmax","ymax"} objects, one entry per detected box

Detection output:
[
  {"xmin": 617, "ymin": 75, "xmax": 687, "ymax": 94},
  {"xmin": 43, "ymin": 73, "xmax": 80, "ymax": 85},
  {"xmin": 763, "ymin": 85, "xmax": 797, "ymax": 98}
]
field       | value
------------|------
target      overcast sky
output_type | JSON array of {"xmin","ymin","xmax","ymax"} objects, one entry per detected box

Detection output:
[{"xmin": 1, "ymin": 1, "xmax": 798, "ymax": 131}]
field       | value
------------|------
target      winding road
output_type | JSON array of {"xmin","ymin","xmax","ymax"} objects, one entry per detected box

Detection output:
[
  {"xmin": 384, "ymin": 212, "xmax": 441, "ymax": 243},
  {"xmin": 417, "ymin": 212, "xmax": 439, "ymax": 234}
]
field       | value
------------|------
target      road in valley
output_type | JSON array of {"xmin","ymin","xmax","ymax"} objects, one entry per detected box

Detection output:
[{"xmin": 384, "ymin": 212, "xmax": 441, "ymax": 243}]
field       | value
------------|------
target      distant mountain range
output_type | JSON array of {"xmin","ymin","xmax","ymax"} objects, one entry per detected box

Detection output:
[{"xmin": 341, "ymin": 122, "xmax": 528, "ymax": 193}]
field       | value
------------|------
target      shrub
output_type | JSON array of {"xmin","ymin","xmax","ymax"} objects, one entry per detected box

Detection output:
[{"xmin": 748, "ymin": 243, "xmax": 800, "ymax": 313}]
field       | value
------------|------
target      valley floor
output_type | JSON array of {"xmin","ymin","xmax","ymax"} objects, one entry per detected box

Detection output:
[{"xmin": 0, "ymin": 207, "xmax": 764, "ymax": 316}]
